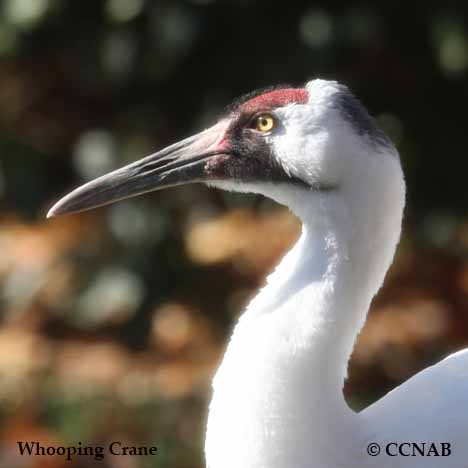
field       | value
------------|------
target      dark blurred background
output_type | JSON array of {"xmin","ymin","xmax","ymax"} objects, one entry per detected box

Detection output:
[{"xmin": 0, "ymin": 0, "xmax": 466, "ymax": 467}]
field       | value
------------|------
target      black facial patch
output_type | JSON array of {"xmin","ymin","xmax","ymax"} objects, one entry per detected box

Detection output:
[{"xmin": 333, "ymin": 84, "xmax": 395, "ymax": 152}]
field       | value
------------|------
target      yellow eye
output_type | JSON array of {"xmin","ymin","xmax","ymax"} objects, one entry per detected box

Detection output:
[{"xmin": 254, "ymin": 114, "xmax": 276, "ymax": 132}]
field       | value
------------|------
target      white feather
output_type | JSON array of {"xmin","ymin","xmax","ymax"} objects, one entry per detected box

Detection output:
[{"xmin": 205, "ymin": 79, "xmax": 466, "ymax": 468}]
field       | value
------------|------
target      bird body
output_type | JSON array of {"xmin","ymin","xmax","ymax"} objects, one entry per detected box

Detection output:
[
  {"xmin": 361, "ymin": 349, "xmax": 468, "ymax": 467},
  {"xmin": 48, "ymin": 79, "xmax": 468, "ymax": 467}
]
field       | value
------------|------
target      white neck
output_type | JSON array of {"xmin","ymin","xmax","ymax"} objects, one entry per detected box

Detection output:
[{"xmin": 205, "ymin": 161, "xmax": 405, "ymax": 468}]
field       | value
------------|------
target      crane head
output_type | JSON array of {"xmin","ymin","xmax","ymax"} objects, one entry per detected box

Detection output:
[{"xmin": 47, "ymin": 79, "xmax": 401, "ymax": 218}]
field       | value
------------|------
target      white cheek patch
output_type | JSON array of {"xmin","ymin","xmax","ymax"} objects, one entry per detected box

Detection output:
[
  {"xmin": 268, "ymin": 79, "xmax": 397, "ymax": 189},
  {"xmin": 269, "ymin": 102, "xmax": 343, "ymax": 188}
]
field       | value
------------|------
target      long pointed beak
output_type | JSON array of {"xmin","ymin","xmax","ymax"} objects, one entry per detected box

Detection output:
[{"xmin": 47, "ymin": 122, "xmax": 230, "ymax": 218}]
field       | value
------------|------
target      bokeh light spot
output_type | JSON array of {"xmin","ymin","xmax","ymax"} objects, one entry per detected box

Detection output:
[
  {"xmin": 299, "ymin": 8, "xmax": 333, "ymax": 49},
  {"xmin": 344, "ymin": 8, "xmax": 379, "ymax": 44},
  {"xmin": 3, "ymin": 0, "xmax": 50, "ymax": 29},
  {"xmin": 101, "ymin": 31, "xmax": 137, "ymax": 81},
  {"xmin": 108, "ymin": 201, "xmax": 168, "ymax": 247},
  {"xmin": 150, "ymin": 4, "xmax": 199, "ymax": 56},
  {"xmin": 106, "ymin": 0, "xmax": 144, "ymax": 23},
  {"xmin": 76, "ymin": 267, "xmax": 145, "ymax": 327},
  {"xmin": 432, "ymin": 17, "xmax": 468, "ymax": 77},
  {"xmin": 73, "ymin": 130, "xmax": 117, "ymax": 181}
]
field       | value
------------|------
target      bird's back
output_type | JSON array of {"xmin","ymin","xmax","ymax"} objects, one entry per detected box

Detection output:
[{"xmin": 360, "ymin": 348, "xmax": 468, "ymax": 467}]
